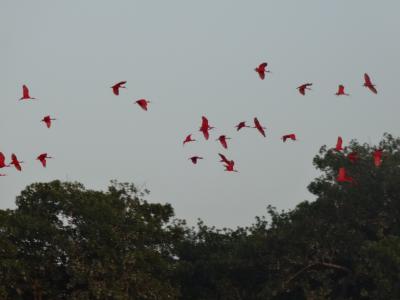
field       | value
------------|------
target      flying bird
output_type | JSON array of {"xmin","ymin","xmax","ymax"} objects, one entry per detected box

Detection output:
[
  {"xmin": 199, "ymin": 116, "xmax": 214, "ymax": 140},
  {"xmin": 235, "ymin": 121, "xmax": 250, "ymax": 131},
  {"xmin": 19, "ymin": 85, "xmax": 36, "ymax": 101},
  {"xmin": 37, "ymin": 153, "xmax": 53, "ymax": 168},
  {"xmin": 282, "ymin": 134, "xmax": 296, "ymax": 142},
  {"xmin": 373, "ymin": 149, "xmax": 383, "ymax": 167},
  {"xmin": 189, "ymin": 156, "xmax": 203, "ymax": 164},
  {"xmin": 41, "ymin": 115, "xmax": 56, "ymax": 128},
  {"xmin": 10, "ymin": 154, "xmax": 23, "ymax": 171},
  {"xmin": 297, "ymin": 83, "xmax": 312, "ymax": 95},
  {"xmin": 111, "ymin": 81, "xmax": 126, "ymax": 95},
  {"xmin": 347, "ymin": 152, "xmax": 358, "ymax": 163},
  {"xmin": 0, "ymin": 152, "xmax": 9, "ymax": 168},
  {"xmin": 337, "ymin": 167, "xmax": 353, "ymax": 183},
  {"xmin": 335, "ymin": 85, "xmax": 350, "ymax": 96},
  {"xmin": 253, "ymin": 117, "xmax": 266, "ymax": 137},
  {"xmin": 254, "ymin": 62, "xmax": 270, "ymax": 80},
  {"xmin": 183, "ymin": 134, "xmax": 196, "ymax": 146},
  {"xmin": 224, "ymin": 161, "xmax": 238, "ymax": 172},
  {"xmin": 218, "ymin": 153, "xmax": 233, "ymax": 166},
  {"xmin": 135, "ymin": 99, "xmax": 150, "ymax": 111},
  {"xmin": 363, "ymin": 73, "xmax": 377, "ymax": 94},
  {"xmin": 335, "ymin": 136, "xmax": 344, "ymax": 151},
  {"xmin": 217, "ymin": 135, "xmax": 231, "ymax": 149}
]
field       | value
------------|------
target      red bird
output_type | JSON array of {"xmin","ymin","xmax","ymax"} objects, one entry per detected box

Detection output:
[
  {"xmin": 282, "ymin": 134, "xmax": 296, "ymax": 142},
  {"xmin": 218, "ymin": 153, "xmax": 232, "ymax": 165},
  {"xmin": 0, "ymin": 152, "xmax": 9, "ymax": 168},
  {"xmin": 135, "ymin": 99, "xmax": 150, "ymax": 111},
  {"xmin": 348, "ymin": 152, "xmax": 358, "ymax": 163},
  {"xmin": 335, "ymin": 85, "xmax": 350, "ymax": 96},
  {"xmin": 41, "ymin": 115, "xmax": 56, "ymax": 128},
  {"xmin": 335, "ymin": 136, "xmax": 344, "ymax": 151},
  {"xmin": 37, "ymin": 153, "xmax": 53, "ymax": 168},
  {"xmin": 183, "ymin": 134, "xmax": 196, "ymax": 146},
  {"xmin": 224, "ymin": 161, "xmax": 238, "ymax": 172},
  {"xmin": 199, "ymin": 116, "xmax": 214, "ymax": 140},
  {"xmin": 254, "ymin": 62, "xmax": 270, "ymax": 80},
  {"xmin": 337, "ymin": 167, "xmax": 353, "ymax": 183},
  {"xmin": 19, "ymin": 85, "xmax": 36, "ymax": 101},
  {"xmin": 217, "ymin": 135, "xmax": 231, "ymax": 149},
  {"xmin": 10, "ymin": 153, "xmax": 23, "ymax": 171},
  {"xmin": 363, "ymin": 73, "xmax": 377, "ymax": 94},
  {"xmin": 235, "ymin": 121, "xmax": 250, "ymax": 131},
  {"xmin": 373, "ymin": 149, "xmax": 383, "ymax": 167},
  {"xmin": 111, "ymin": 81, "xmax": 126, "ymax": 95},
  {"xmin": 189, "ymin": 156, "xmax": 203, "ymax": 164},
  {"xmin": 297, "ymin": 83, "xmax": 312, "ymax": 95},
  {"xmin": 253, "ymin": 117, "xmax": 266, "ymax": 137}
]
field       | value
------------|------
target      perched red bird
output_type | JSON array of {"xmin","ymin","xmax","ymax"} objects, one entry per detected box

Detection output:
[
  {"xmin": 282, "ymin": 134, "xmax": 296, "ymax": 142},
  {"xmin": 183, "ymin": 134, "xmax": 196, "ymax": 146},
  {"xmin": 297, "ymin": 83, "xmax": 312, "ymax": 95},
  {"xmin": 189, "ymin": 156, "xmax": 203, "ymax": 164},
  {"xmin": 363, "ymin": 73, "xmax": 377, "ymax": 94},
  {"xmin": 373, "ymin": 149, "xmax": 383, "ymax": 167},
  {"xmin": 337, "ymin": 167, "xmax": 353, "ymax": 183},
  {"xmin": 19, "ymin": 85, "xmax": 36, "ymax": 101},
  {"xmin": 111, "ymin": 81, "xmax": 126, "ymax": 95},
  {"xmin": 10, "ymin": 153, "xmax": 23, "ymax": 171},
  {"xmin": 335, "ymin": 136, "xmax": 344, "ymax": 151},
  {"xmin": 254, "ymin": 62, "xmax": 270, "ymax": 80},
  {"xmin": 199, "ymin": 116, "xmax": 214, "ymax": 140},
  {"xmin": 253, "ymin": 117, "xmax": 266, "ymax": 137},
  {"xmin": 37, "ymin": 153, "xmax": 53, "ymax": 168},
  {"xmin": 135, "ymin": 99, "xmax": 150, "ymax": 111},
  {"xmin": 41, "ymin": 115, "xmax": 56, "ymax": 128},
  {"xmin": 235, "ymin": 121, "xmax": 250, "ymax": 131},
  {"xmin": 217, "ymin": 135, "xmax": 231, "ymax": 149},
  {"xmin": 335, "ymin": 85, "xmax": 350, "ymax": 96},
  {"xmin": 348, "ymin": 152, "xmax": 358, "ymax": 163},
  {"xmin": 0, "ymin": 152, "xmax": 9, "ymax": 168}
]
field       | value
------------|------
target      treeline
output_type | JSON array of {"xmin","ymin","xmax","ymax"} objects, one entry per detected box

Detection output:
[{"xmin": 1, "ymin": 133, "xmax": 400, "ymax": 299}]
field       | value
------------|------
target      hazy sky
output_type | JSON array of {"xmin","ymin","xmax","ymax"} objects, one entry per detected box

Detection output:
[{"xmin": 1, "ymin": 1, "xmax": 399, "ymax": 228}]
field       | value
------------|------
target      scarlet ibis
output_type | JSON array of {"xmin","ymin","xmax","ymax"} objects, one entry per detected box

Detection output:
[
  {"xmin": 10, "ymin": 154, "xmax": 23, "ymax": 171},
  {"xmin": 111, "ymin": 81, "xmax": 126, "ymax": 95},
  {"xmin": 254, "ymin": 62, "xmax": 270, "ymax": 80},
  {"xmin": 363, "ymin": 73, "xmax": 377, "ymax": 94},
  {"xmin": 348, "ymin": 152, "xmax": 358, "ymax": 163},
  {"xmin": 37, "ymin": 153, "xmax": 53, "ymax": 168},
  {"xmin": 135, "ymin": 99, "xmax": 150, "ymax": 111},
  {"xmin": 19, "ymin": 85, "xmax": 36, "ymax": 101},
  {"xmin": 183, "ymin": 134, "xmax": 196, "ymax": 146},
  {"xmin": 199, "ymin": 116, "xmax": 214, "ymax": 140},
  {"xmin": 218, "ymin": 153, "xmax": 232, "ymax": 165},
  {"xmin": 297, "ymin": 83, "xmax": 312, "ymax": 95},
  {"xmin": 337, "ymin": 167, "xmax": 353, "ymax": 183},
  {"xmin": 282, "ymin": 134, "xmax": 296, "ymax": 142},
  {"xmin": 41, "ymin": 115, "xmax": 56, "ymax": 128},
  {"xmin": 224, "ymin": 161, "xmax": 238, "ymax": 172},
  {"xmin": 217, "ymin": 135, "xmax": 231, "ymax": 149},
  {"xmin": 189, "ymin": 156, "xmax": 203, "ymax": 164},
  {"xmin": 335, "ymin": 136, "xmax": 343, "ymax": 151},
  {"xmin": 235, "ymin": 121, "xmax": 250, "ymax": 131},
  {"xmin": 0, "ymin": 152, "xmax": 9, "ymax": 168},
  {"xmin": 253, "ymin": 117, "xmax": 266, "ymax": 137},
  {"xmin": 335, "ymin": 85, "xmax": 350, "ymax": 96},
  {"xmin": 373, "ymin": 149, "xmax": 383, "ymax": 167}
]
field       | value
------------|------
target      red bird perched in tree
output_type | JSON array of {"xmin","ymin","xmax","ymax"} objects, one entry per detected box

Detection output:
[
  {"xmin": 217, "ymin": 135, "xmax": 231, "ymax": 149},
  {"xmin": 10, "ymin": 154, "xmax": 23, "ymax": 171},
  {"xmin": 41, "ymin": 115, "xmax": 56, "ymax": 128},
  {"xmin": 135, "ymin": 99, "xmax": 150, "ymax": 111},
  {"xmin": 335, "ymin": 136, "xmax": 344, "ymax": 151},
  {"xmin": 189, "ymin": 156, "xmax": 203, "ymax": 164},
  {"xmin": 37, "ymin": 153, "xmax": 53, "ymax": 168},
  {"xmin": 337, "ymin": 167, "xmax": 353, "ymax": 183},
  {"xmin": 363, "ymin": 73, "xmax": 377, "ymax": 94},
  {"xmin": 0, "ymin": 152, "xmax": 9, "ymax": 169},
  {"xmin": 183, "ymin": 134, "xmax": 196, "ymax": 146},
  {"xmin": 111, "ymin": 81, "xmax": 126, "ymax": 95},
  {"xmin": 373, "ymin": 149, "xmax": 383, "ymax": 167},
  {"xmin": 199, "ymin": 116, "xmax": 215, "ymax": 140},
  {"xmin": 254, "ymin": 62, "xmax": 270, "ymax": 80},
  {"xmin": 282, "ymin": 134, "xmax": 296, "ymax": 142},
  {"xmin": 235, "ymin": 121, "xmax": 250, "ymax": 131},
  {"xmin": 297, "ymin": 83, "xmax": 312, "ymax": 95},
  {"xmin": 348, "ymin": 152, "xmax": 358, "ymax": 163},
  {"xmin": 335, "ymin": 84, "xmax": 350, "ymax": 96},
  {"xmin": 253, "ymin": 117, "xmax": 266, "ymax": 137},
  {"xmin": 19, "ymin": 85, "xmax": 36, "ymax": 101}
]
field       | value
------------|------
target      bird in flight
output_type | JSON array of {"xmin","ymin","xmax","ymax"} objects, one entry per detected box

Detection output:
[
  {"xmin": 218, "ymin": 153, "xmax": 232, "ymax": 165},
  {"xmin": 217, "ymin": 135, "xmax": 231, "ymax": 149},
  {"xmin": 235, "ymin": 121, "xmax": 250, "ymax": 131},
  {"xmin": 37, "ymin": 153, "xmax": 53, "ymax": 168},
  {"xmin": 19, "ymin": 85, "xmax": 36, "ymax": 101},
  {"xmin": 183, "ymin": 134, "xmax": 196, "ymax": 146},
  {"xmin": 135, "ymin": 99, "xmax": 150, "ymax": 111},
  {"xmin": 224, "ymin": 160, "xmax": 238, "ymax": 172},
  {"xmin": 373, "ymin": 149, "xmax": 383, "ymax": 167},
  {"xmin": 282, "ymin": 134, "xmax": 296, "ymax": 142},
  {"xmin": 189, "ymin": 156, "xmax": 203, "ymax": 164},
  {"xmin": 253, "ymin": 117, "xmax": 266, "ymax": 137},
  {"xmin": 111, "ymin": 81, "xmax": 127, "ymax": 95},
  {"xmin": 254, "ymin": 62, "xmax": 270, "ymax": 80},
  {"xmin": 0, "ymin": 152, "xmax": 9, "ymax": 169},
  {"xmin": 297, "ymin": 83, "xmax": 312, "ymax": 95},
  {"xmin": 335, "ymin": 85, "xmax": 350, "ymax": 96},
  {"xmin": 335, "ymin": 136, "xmax": 344, "ymax": 151},
  {"xmin": 10, "ymin": 154, "xmax": 23, "ymax": 171},
  {"xmin": 337, "ymin": 167, "xmax": 353, "ymax": 183},
  {"xmin": 41, "ymin": 115, "xmax": 56, "ymax": 128},
  {"xmin": 363, "ymin": 73, "xmax": 377, "ymax": 94},
  {"xmin": 199, "ymin": 116, "xmax": 214, "ymax": 140}
]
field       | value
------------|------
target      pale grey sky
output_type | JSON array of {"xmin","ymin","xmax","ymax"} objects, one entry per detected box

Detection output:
[{"xmin": 1, "ymin": 1, "xmax": 399, "ymax": 228}]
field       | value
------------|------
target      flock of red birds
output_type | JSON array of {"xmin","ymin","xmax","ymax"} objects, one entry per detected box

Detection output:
[{"xmin": 1, "ymin": 63, "xmax": 381, "ymax": 183}]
